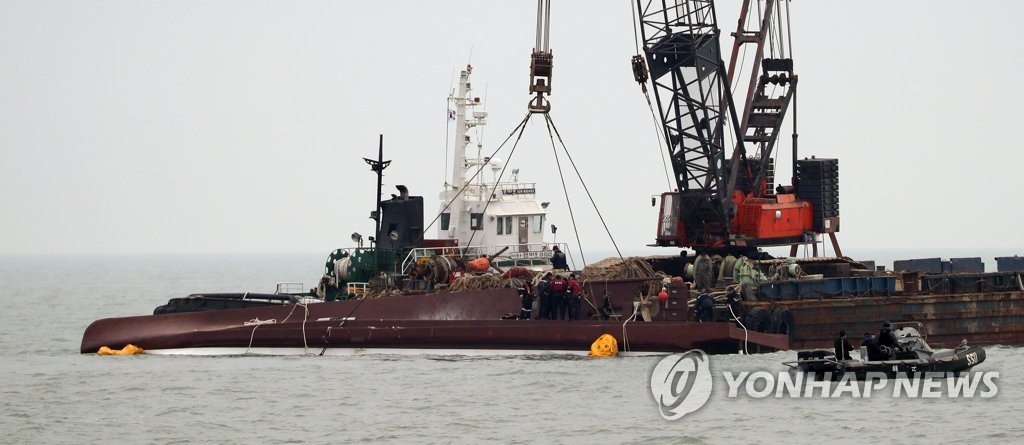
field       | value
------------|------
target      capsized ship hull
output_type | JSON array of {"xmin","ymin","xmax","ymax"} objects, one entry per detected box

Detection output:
[{"xmin": 81, "ymin": 279, "xmax": 788, "ymax": 355}]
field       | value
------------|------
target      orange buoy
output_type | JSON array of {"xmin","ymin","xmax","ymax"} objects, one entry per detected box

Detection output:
[
  {"xmin": 467, "ymin": 257, "xmax": 491, "ymax": 272},
  {"xmin": 97, "ymin": 344, "xmax": 144, "ymax": 355},
  {"xmin": 588, "ymin": 334, "xmax": 619, "ymax": 357}
]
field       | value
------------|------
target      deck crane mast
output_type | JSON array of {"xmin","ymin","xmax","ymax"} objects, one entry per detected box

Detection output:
[{"xmin": 634, "ymin": 0, "xmax": 839, "ymax": 257}]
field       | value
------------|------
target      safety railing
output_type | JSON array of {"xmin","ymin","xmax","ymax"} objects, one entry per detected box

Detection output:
[
  {"xmin": 275, "ymin": 282, "xmax": 305, "ymax": 295},
  {"xmin": 399, "ymin": 241, "xmax": 568, "ymax": 274},
  {"xmin": 346, "ymin": 282, "xmax": 369, "ymax": 297}
]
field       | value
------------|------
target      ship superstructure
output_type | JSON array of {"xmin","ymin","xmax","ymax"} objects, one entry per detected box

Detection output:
[{"xmin": 437, "ymin": 65, "xmax": 557, "ymax": 267}]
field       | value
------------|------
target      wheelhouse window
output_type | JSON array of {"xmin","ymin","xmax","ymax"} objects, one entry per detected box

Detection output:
[
  {"xmin": 659, "ymin": 194, "xmax": 677, "ymax": 237},
  {"xmin": 531, "ymin": 214, "xmax": 544, "ymax": 233},
  {"xmin": 470, "ymin": 212, "xmax": 483, "ymax": 230},
  {"xmin": 504, "ymin": 217, "xmax": 512, "ymax": 234},
  {"xmin": 496, "ymin": 216, "xmax": 504, "ymax": 235},
  {"xmin": 440, "ymin": 212, "xmax": 450, "ymax": 230}
]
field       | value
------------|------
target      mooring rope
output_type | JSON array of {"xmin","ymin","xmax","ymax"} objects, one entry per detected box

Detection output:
[
  {"xmin": 580, "ymin": 279, "xmax": 600, "ymax": 314},
  {"xmin": 244, "ymin": 318, "xmax": 277, "ymax": 326},
  {"xmin": 727, "ymin": 303, "xmax": 750, "ymax": 355},
  {"xmin": 243, "ymin": 318, "xmax": 277, "ymax": 355},
  {"xmin": 249, "ymin": 301, "xmax": 312, "ymax": 355},
  {"xmin": 319, "ymin": 326, "xmax": 332, "ymax": 356},
  {"xmin": 621, "ymin": 303, "xmax": 640, "ymax": 353}
]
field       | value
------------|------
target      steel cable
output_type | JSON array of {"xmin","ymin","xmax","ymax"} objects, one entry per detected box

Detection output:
[
  {"xmin": 418, "ymin": 112, "xmax": 532, "ymax": 245},
  {"xmin": 543, "ymin": 113, "xmax": 625, "ymax": 264}
]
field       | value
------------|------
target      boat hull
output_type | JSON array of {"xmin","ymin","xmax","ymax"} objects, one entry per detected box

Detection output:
[
  {"xmin": 793, "ymin": 346, "xmax": 987, "ymax": 380},
  {"xmin": 81, "ymin": 284, "xmax": 788, "ymax": 355}
]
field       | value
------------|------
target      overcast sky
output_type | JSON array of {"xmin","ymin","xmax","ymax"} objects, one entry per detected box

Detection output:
[{"xmin": 2, "ymin": 1, "xmax": 1022, "ymax": 259}]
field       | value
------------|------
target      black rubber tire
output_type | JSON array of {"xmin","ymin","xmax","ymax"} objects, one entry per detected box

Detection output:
[
  {"xmin": 771, "ymin": 307, "xmax": 796, "ymax": 343},
  {"xmin": 743, "ymin": 307, "xmax": 772, "ymax": 333}
]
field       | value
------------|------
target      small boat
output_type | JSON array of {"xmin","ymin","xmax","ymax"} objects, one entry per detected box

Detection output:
[{"xmin": 783, "ymin": 322, "xmax": 987, "ymax": 379}]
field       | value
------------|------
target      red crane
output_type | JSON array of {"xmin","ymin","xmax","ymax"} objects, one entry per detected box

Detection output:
[{"xmin": 633, "ymin": 0, "xmax": 840, "ymax": 257}]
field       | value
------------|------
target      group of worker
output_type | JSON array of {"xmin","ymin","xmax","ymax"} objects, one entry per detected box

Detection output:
[
  {"xmin": 519, "ymin": 271, "xmax": 583, "ymax": 320},
  {"xmin": 518, "ymin": 246, "xmax": 583, "ymax": 320},
  {"xmin": 833, "ymin": 321, "xmax": 902, "ymax": 361}
]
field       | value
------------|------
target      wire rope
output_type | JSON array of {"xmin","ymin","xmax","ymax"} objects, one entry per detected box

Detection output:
[{"xmin": 543, "ymin": 114, "xmax": 625, "ymax": 262}]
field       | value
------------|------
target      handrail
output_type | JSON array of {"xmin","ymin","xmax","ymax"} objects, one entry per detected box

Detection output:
[
  {"xmin": 399, "ymin": 241, "xmax": 570, "ymax": 274},
  {"xmin": 275, "ymin": 282, "xmax": 305, "ymax": 295}
]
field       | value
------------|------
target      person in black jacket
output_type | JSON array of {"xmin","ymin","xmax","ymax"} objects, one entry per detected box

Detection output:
[
  {"xmin": 536, "ymin": 273, "xmax": 552, "ymax": 320},
  {"xmin": 550, "ymin": 246, "xmax": 568, "ymax": 270},
  {"xmin": 877, "ymin": 321, "xmax": 900, "ymax": 359},
  {"xmin": 566, "ymin": 273, "xmax": 582, "ymax": 321},
  {"xmin": 834, "ymin": 330, "xmax": 854, "ymax": 360},
  {"xmin": 519, "ymin": 281, "xmax": 534, "ymax": 320},
  {"xmin": 549, "ymin": 274, "xmax": 568, "ymax": 320},
  {"xmin": 861, "ymin": 332, "xmax": 881, "ymax": 361}
]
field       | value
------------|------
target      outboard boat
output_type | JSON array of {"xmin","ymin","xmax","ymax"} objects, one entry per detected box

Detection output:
[{"xmin": 784, "ymin": 322, "xmax": 986, "ymax": 379}]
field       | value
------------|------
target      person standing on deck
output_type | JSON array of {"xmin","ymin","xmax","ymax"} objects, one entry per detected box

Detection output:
[
  {"xmin": 550, "ymin": 245, "xmax": 568, "ymax": 270},
  {"xmin": 519, "ymin": 280, "xmax": 535, "ymax": 320},
  {"xmin": 567, "ymin": 273, "xmax": 582, "ymax": 321},
  {"xmin": 536, "ymin": 273, "xmax": 552, "ymax": 320},
  {"xmin": 549, "ymin": 273, "xmax": 568, "ymax": 320}
]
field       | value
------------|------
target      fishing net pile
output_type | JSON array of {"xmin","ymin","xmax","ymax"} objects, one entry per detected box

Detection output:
[
  {"xmin": 580, "ymin": 257, "xmax": 665, "ymax": 280},
  {"xmin": 448, "ymin": 273, "xmax": 528, "ymax": 292},
  {"xmin": 361, "ymin": 285, "xmax": 403, "ymax": 299}
]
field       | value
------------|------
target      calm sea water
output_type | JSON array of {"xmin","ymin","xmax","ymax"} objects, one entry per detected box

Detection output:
[{"xmin": 1, "ymin": 254, "xmax": 1021, "ymax": 444}]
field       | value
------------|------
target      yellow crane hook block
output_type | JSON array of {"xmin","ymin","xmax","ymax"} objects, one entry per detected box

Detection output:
[
  {"xmin": 588, "ymin": 334, "xmax": 618, "ymax": 357},
  {"xmin": 97, "ymin": 344, "xmax": 144, "ymax": 355}
]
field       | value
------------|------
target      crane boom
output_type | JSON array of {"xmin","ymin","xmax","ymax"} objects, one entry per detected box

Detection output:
[
  {"xmin": 636, "ymin": 0, "xmax": 747, "ymax": 249},
  {"xmin": 636, "ymin": 0, "xmax": 838, "ymax": 255}
]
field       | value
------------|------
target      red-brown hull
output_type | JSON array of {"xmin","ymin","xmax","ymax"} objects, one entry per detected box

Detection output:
[
  {"xmin": 81, "ymin": 282, "xmax": 788, "ymax": 354},
  {"xmin": 82, "ymin": 317, "xmax": 786, "ymax": 355}
]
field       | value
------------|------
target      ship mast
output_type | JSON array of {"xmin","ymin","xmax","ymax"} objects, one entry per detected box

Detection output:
[
  {"xmin": 444, "ymin": 65, "xmax": 488, "ymax": 238},
  {"xmin": 446, "ymin": 67, "xmax": 470, "ymax": 231}
]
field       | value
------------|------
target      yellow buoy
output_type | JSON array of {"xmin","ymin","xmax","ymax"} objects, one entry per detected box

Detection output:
[
  {"xmin": 97, "ymin": 344, "xmax": 144, "ymax": 355},
  {"xmin": 588, "ymin": 334, "xmax": 619, "ymax": 357}
]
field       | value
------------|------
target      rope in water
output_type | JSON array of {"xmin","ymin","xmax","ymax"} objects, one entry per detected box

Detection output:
[
  {"xmin": 727, "ymin": 303, "xmax": 750, "ymax": 355},
  {"xmin": 243, "ymin": 318, "xmax": 276, "ymax": 355},
  {"xmin": 244, "ymin": 301, "xmax": 311, "ymax": 355},
  {"xmin": 621, "ymin": 304, "xmax": 640, "ymax": 353}
]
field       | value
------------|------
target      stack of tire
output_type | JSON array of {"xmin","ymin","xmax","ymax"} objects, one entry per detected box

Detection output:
[{"xmin": 743, "ymin": 306, "xmax": 795, "ymax": 343}]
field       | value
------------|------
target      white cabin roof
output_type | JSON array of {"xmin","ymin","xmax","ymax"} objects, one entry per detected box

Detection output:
[{"xmin": 485, "ymin": 201, "xmax": 546, "ymax": 216}]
